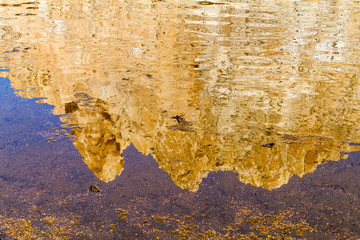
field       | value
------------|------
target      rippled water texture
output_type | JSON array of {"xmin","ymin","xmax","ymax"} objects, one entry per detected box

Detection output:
[{"xmin": 1, "ymin": 0, "xmax": 360, "ymax": 239}]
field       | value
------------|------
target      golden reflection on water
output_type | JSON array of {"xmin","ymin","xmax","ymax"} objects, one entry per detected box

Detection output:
[{"xmin": 1, "ymin": 0, "xmax": 360, "ymax": 190}]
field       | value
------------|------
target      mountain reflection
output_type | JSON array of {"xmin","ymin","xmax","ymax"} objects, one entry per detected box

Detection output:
[{"xmin": 2, "ymin": 0, "xmax": 360, "ymax": 190}]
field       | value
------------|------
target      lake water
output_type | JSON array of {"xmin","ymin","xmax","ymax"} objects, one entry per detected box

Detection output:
[{"xmin": 1, "ymin": 0, "xmax": 360, "ymax": 239}]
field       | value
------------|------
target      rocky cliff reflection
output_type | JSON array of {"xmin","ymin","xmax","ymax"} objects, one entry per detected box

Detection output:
[{"xmin": 2, "ymin": 0, "xmax": 360, "ymax": 191}]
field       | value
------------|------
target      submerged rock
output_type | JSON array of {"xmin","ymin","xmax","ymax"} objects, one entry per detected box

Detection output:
[{"xmin": 89, "ymin": 183, "xmax": 100, "ymax": 193}]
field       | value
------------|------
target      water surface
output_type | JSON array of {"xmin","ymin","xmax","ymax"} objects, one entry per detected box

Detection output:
[{"xmin": 0, "ymin": 0, "xmax": 360, "ymax": 239}]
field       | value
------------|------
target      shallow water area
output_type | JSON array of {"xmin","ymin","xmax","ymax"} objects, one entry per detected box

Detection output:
[{"xmin": 0, "ymin": 0, "xmax": 360, "ymax": 239}]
